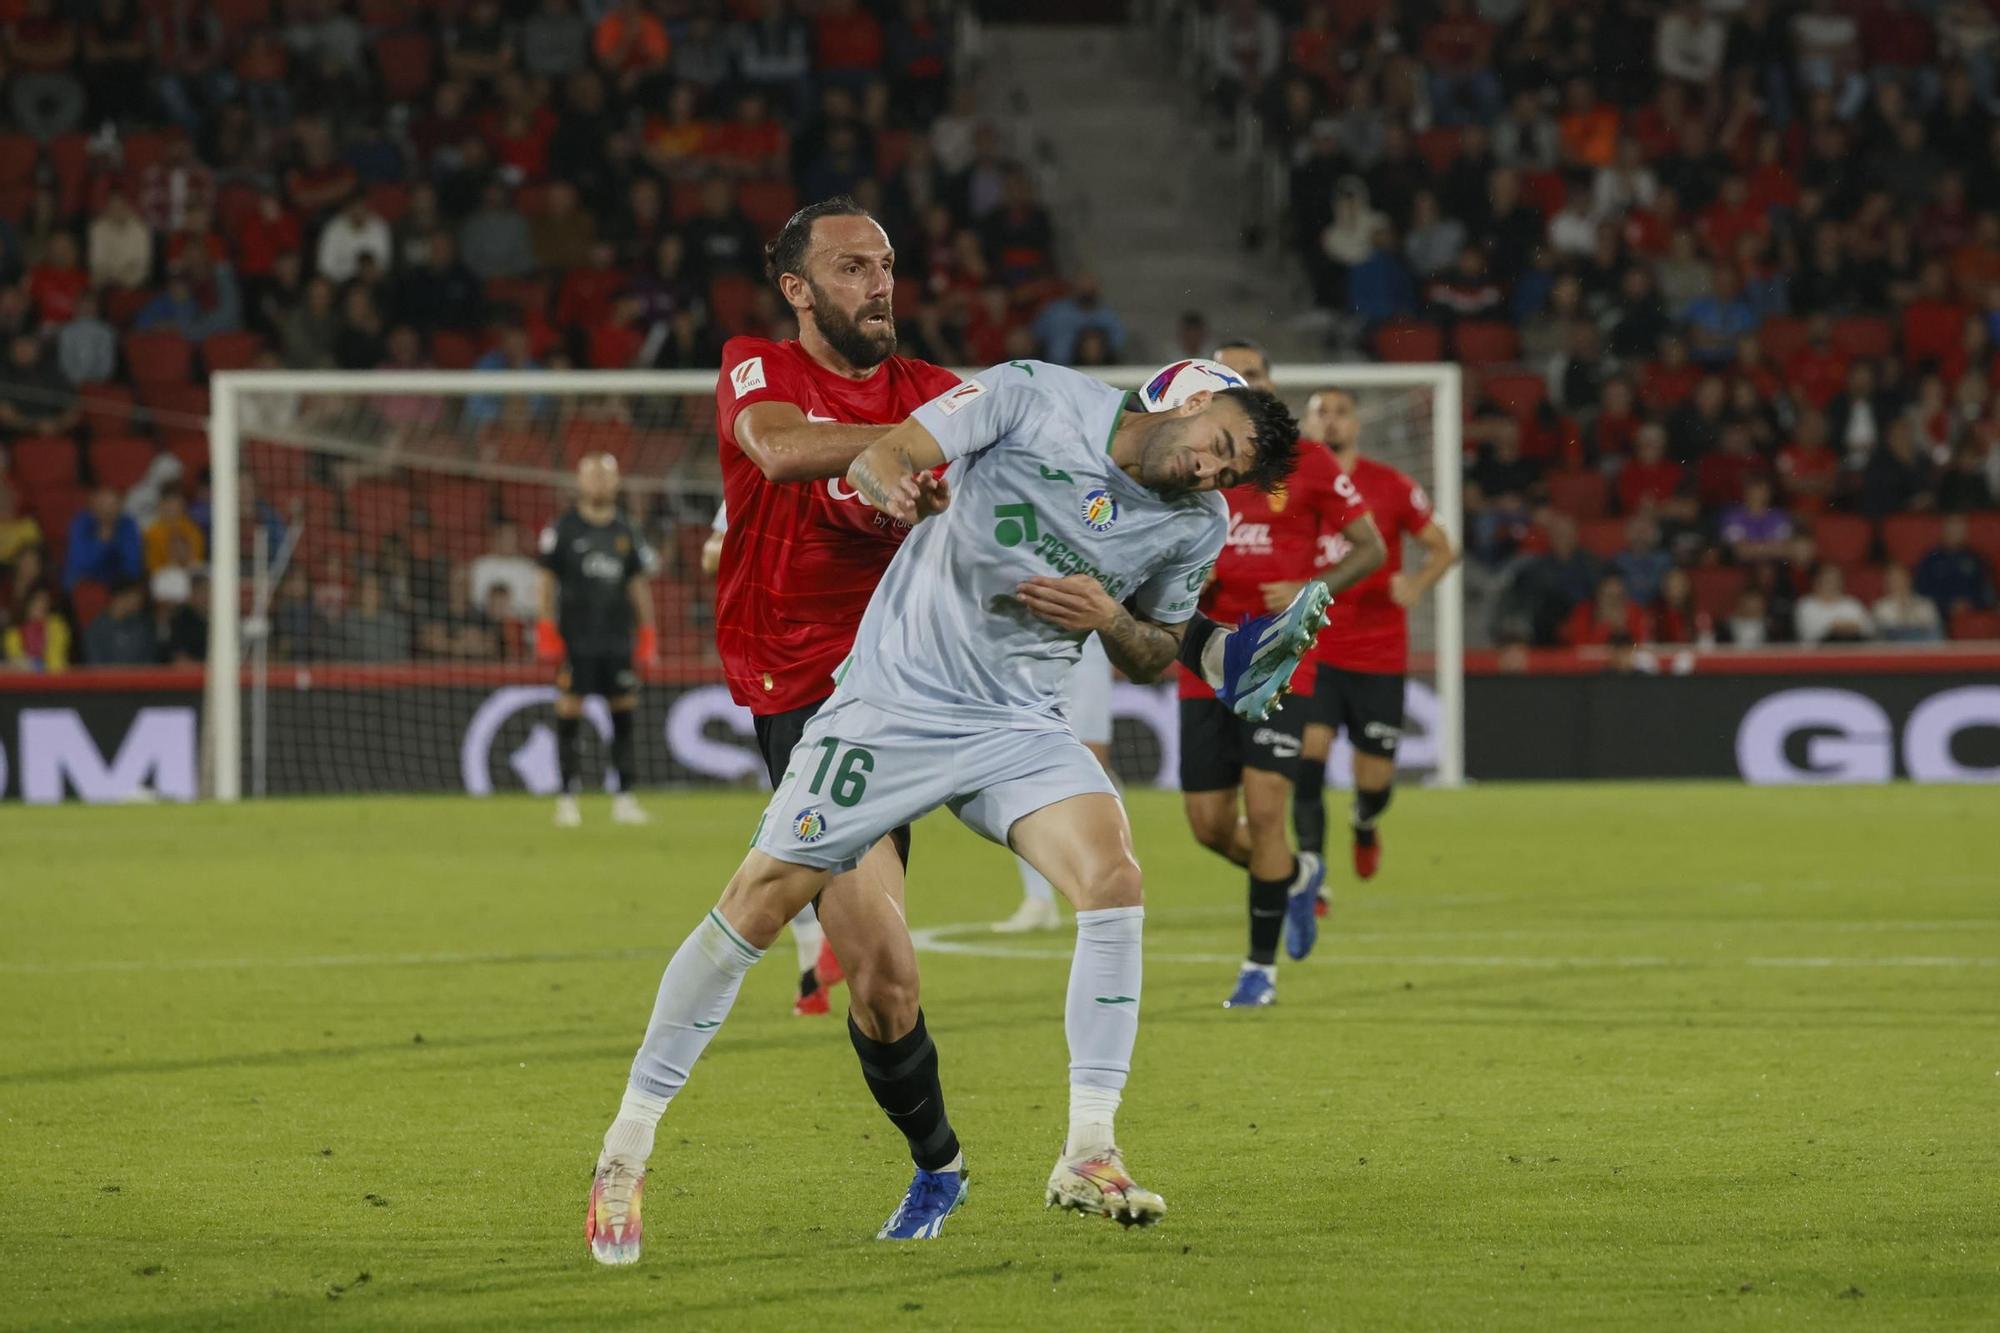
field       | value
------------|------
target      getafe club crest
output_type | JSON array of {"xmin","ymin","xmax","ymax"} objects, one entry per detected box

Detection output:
[
  {"xmin": 1080, "ymin": 488, "xmax": 1119, "ymax": 534},
  {"xmin": 792, "ymin": 808, "xmax": 828, "ymax": 843}
]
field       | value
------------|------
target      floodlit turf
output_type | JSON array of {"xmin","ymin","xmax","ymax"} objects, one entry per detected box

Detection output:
[{"xmin": 1, "ymin": 784, "xmax": 1997, "ymax": 1331}]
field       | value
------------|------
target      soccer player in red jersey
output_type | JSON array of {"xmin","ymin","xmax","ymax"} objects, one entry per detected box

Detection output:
[
  {"xmin": 1175, "ymin": 343, "xmax": 1386, "ymax": 1009},
  {"xmin": 701, "ymin": 197, "xmax": 971, "ymax": 1238},
  {"xmin": 1291, "ymin": 387, "xmax": 1460, "ymax": 886}
]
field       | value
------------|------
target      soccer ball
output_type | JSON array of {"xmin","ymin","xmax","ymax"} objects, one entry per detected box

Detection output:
[{"xmin": 1139, "ymin": 358, "xmax": 1247, "ymax": 412}]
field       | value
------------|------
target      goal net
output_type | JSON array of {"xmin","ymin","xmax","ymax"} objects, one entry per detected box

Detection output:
[{"xmin": 204, "ymin": 365, "xmax": 1459, "ymax": 800}]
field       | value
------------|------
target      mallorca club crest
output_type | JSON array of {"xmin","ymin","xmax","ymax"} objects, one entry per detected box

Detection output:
[
  {"xmin": 1080, "ymin": 488, "xmax": 1119, "ymax": 534},
  {"xmin": 792, "ymin": 807, "xmax": 828, "ymax": 844}
]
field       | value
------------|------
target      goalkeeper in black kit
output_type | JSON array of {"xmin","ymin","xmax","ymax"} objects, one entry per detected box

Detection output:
[{"xmin": 535, "ymin": 452, "xmax": 659, "ymax": 828}]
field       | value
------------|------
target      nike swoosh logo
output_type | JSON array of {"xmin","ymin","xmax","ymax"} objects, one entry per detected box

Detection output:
[
  {"xmin": 1094, "ymin": 995, "xmax": 1137, "ymax": 1005},
  {"xmin": 806, "ymin": 412, "xmax": 837, "ymax": 423},
  {"xmin": 691, "ymin": 1020, "xmax": 720, "ymax": 1030}
]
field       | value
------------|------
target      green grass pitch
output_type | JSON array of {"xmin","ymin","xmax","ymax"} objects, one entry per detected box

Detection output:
[{"xmin": 2, "ymin": 784, "xmax": 1996, "ymax": 1331}]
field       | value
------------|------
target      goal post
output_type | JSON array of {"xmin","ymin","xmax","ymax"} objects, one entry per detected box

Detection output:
[{"xmin": 203, "ymin": 362, "xmax": 1462, "ymax": 801}]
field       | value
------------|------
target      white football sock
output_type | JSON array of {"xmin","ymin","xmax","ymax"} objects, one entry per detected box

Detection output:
[
  {"xmin": 1064, "ymin": 905, "xmax": 1143, "ymax": 1156},
  {"xmin": 604, "ymin": 909, "xmax": 764, "ymax": 1163},
  {"xmin": 790, "ymin": 902, "xmax": 823, "ymax": 975},
  {"xmin": 1015, "ymin": 856, "xmax": 1056, "ymax": 904}
]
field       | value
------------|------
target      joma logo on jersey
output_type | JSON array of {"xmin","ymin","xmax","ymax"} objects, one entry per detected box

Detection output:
[
  {"xmin": 1226, "ymin": 513, "xmax": 1273, "ymax": 553},
  {"xmin": 792, "ymin": 808, "xmax": 828, "ymax": 843},
  {"xmin": 1080, "ymin": 488, "xmax": 1118, "ymax": 533}
]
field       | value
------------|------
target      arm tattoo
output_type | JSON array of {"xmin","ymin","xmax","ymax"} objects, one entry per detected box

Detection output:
[
  {"xmin": 845, "ymin": 447, "xmax": 909, "ymax": 515},
  {"xmin": 1099, "ymin": 604, "xmax": 1181, "ymax": 683}
]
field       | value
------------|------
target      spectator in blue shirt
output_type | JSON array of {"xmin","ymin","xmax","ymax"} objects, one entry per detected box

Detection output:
[
  {"xmin": 1031, "ymin": 273, "xmax": 1127, "ymax": 366},
  {"xmin": 1681, "ymin": 264, "xmax": 1759, "ymax": 367},
  {"xmin": 1914, "ymin": 513, "xmax": 1997, "ymax": 619},
  {"xmin": 64, "ymin": 487, "xmax": 144, "ymax": 592},
  {"xmin": 1347, "ymin": 222, "xmax": 1417, "ymax": 329}
]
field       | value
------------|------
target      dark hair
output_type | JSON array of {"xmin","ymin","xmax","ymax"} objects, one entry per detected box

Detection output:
[
  {"xmin": 1211, "ymin": 335, "xmax": 1264, "ymax": 359},
  {"xmin": 763, "ymin": 194, "xmax": 874, "ymax": 291},
  {"xmin": 1224, "ymin": 387, "xmax": 1301, "ymax": 492}
]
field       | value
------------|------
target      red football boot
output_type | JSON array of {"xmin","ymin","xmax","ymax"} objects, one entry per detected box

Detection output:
[
  {"xmin": 792, "ymin": 985, "xmax": 830, "ymax": 1017},
  {"xmin": 1353, "ymin": 832, "xmax": 1381, "ymax": 880},
  {"xmin": 815, "ymin": 938, "xmax": 846, "ymax": 989}
]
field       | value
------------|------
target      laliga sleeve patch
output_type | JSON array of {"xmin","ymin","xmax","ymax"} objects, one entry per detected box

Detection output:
[
  {"xmin": 933, "ymin": 379, "xmax": 988, "ymax": 416},
  {"xmin": 730, "ymin": 356, "xmax": 767, "ymax": 398}
]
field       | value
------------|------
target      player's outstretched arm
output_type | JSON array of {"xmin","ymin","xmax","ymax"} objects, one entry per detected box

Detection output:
[
  {"xmin": 736, "ymin": 402, "xmax": 897, "ymax": 483},
  {"xmin": 1393, "ymin": 519, "xmax": 1460, "ymax": 608},
  {"xmin": 847, "ymin": 419, "xmax": 950, "ymax": 525},
  {"xmin": 1017, "ymin": 575, "xmax": 1183, "ymax": 683}
]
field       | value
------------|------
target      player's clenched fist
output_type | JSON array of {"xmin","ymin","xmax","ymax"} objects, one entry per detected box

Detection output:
[
  {"xmin": 1016, "ymin": 574, "xmax": 1120, "ymax": 633},
  {"xmin": 534, "ymin": 618, "xmax": 564, "ymax": 663}
]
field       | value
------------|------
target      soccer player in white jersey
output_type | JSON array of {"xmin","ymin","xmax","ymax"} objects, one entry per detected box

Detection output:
[{"xmin": 586, "ymin": 359, "xmax": 1332, "ymax": 1259}]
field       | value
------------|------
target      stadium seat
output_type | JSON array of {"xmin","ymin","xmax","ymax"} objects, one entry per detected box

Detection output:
[
  {"xmin": 88, "ymin": 436, "xmax": 160, "ymax": 491},
  {"xmin": 1900, "ymin": 300, "xmax": 1964, "ymax": 369},
  {"xmin": 1522, "ymin": 170, "xmax": 1567, "ymax": 218},
  {"xmin": 1415, "ymin": 127, "xmax": 1461, "ymax": 174},
  {"xmin": 422, "ymin": 479, "xmax": 495, "ymax": 537},
  {"xmin": 77, "ymin": 382, "xmax": 139, "ymax": 436},
  {"xmin": 375, "ymin": 31, "xmax": 437, "ymax": 103},
  {"xmin": 347, "ymin": 478, "xmax": 413, "ymax": 542},
  {"xmin": 708, "ymin": 273, "xmax": 760, "ymax": 336},
  {"xmin": 201, "ymin": 330, "xmax": 264, "ymax": 373},
  {"xmin": 562, "ymin": 417, "xmax": 638, "ymax": 470},
  {"xmin": 874, "ymin": 128, "xmax": 913, "ymax": 177},
  {"xmin": 1962, "ymin": 511, "xmax": 2000, "ymax": 564},
  {"xmin": 430, "ymin": 330, "xmax": 482, "ymax": 369},
  {"xmin": 1480, "ymin": 371, "xmax": 1547, "ymax": 420},
  {"xmin": 1842, "ymin": 562, "xmax": 1886, "ymax": 607},
  {"xmin": 119, "ymin": 132, "xmax": 182, "ymax": 181},
  {"xmin": 8, "ymin": 434, "xmax": 80, "ymax": 491},
  {"xmin": 215, "ymin": 181, "xmax": 261, "ymax": 239},
  {"xmin": 738, "ymin": 180, "xmax": 799, "ymax": 240},
  {"xmin": 1577, "ymin": 516, "xmax": 1628, "ymax": 559},
  {"xmin": 892, "ymin": 276, "xmax": 921, "ymax": 319},
  {"xmin": 1810, "ymin": 513, "xmax": 1873, "ymax": 565},
  {"xmin": 1374, "ymin": 320, "xmax": 1444, "ymax": 362},
  {"xmin": 123, "ymin": 331, "xmax": 194, "ymax": 386},
  {"xmin": 45, "ymin": 133, "xmax": 90, "ymax": 217},
  {"xmin": 1545, "ymin": 469, "xmax": 1609, "ymax": 521},
  {"xmin": 1949, "ymin": 606, "xmax": 2000, "ymax": 641},
  {"xmin": 1830, "ymin": 316, "xmax": 1893, "ymax": 361},
  {"xmin": 139, "ymin": 382, "xmax": 210, "ymax": 423},
  {"xmin": 1690, "ymin": 565, "xmax": 1747, "ymax": 619},
  {"xmin": 0, "ymin": 183, "xmax": 35, "ymax": 224},
  {"xmin": 103, "ymin": 285, "xmax": 155, "ymax": 326},
  {"xmin": 27, "ymin": 484, "xmax": 87, "ymax": 548},
  {"xmin": 1758, "ymin": 316, "xmax": 1809, "ymax": 365},
  {"xmin": 485, "ymin": 276, "xmax": 550, "ymax": 316},
  {"xmin": 1454, "ymin": 320, "xmax": 1520, "ymax": 366},
  {"xmin": 212, "ymin": 0, "xmax": 273, "ymax": 34},
  {"xmin": 164, "ymin": 430, "xmax": 209, "ymax": 475},
  {"xmin": 244, "ymin": 439, "xmax": 310, "ymax": 490},
  {"xmin": 0, "ymin": 132, "xmax": 38, "ymax": 186},
  {"xmin": 365, "ymin": 181, "xmax": 410, "ymax": 223},
  {"xmin": 1881, "ymin": 513, "xmax": 1944, "ymax": 569},
  {"xmin": 70, "ymin": 579, "xmax": 110, "ymax": 632}
]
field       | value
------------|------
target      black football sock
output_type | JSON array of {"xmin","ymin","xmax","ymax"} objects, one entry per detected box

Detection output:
[
  {"xmin": 1248, "ymin": 866, "xmax": 1293, "ymax": 966},
  {"xmin": 1353, "ymin": 785, "xmax": 1392, "ymax": 847},
  {"xmin": 609, "ymin": 708, "xmax": 637, "ymax": 793},
  {"xmin": 556, "ymin": 715, "xmax": 581, "ymax": 794},
  {"xmin": 848, "ymin": 1009, "xmax": 961, "ymax": 1171},
  {"xmin": 798, "ymin": 966, "xmax": 820, "ymax": 998},
  {"xmin": 1292, "ymin": 756, "xmax": 1329, "ymax": 859}
]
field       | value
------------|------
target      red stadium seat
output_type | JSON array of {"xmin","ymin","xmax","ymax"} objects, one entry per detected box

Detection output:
[
  {"xmin": 562, "ymin": 417, "xmax": 638, "ymax": 470},
  {"xmin": 164, "ymin": 430, "xmax": 209, "ymax": 474},
  {"xmin": 1949, "ymin": 607, "xmax": 2000, "ymax": 641},
  {"xmin": 201, "ymin": 330, "xmax": 264, "ymax": 373},
  {"xmin": 422, "ymin": 478, "xmax": 494, "ymax": 536},
  {"xmin": 70, "ymin": 579, "xmax": 110, "ymax": 632},
  {"xmin": 376, "ymin": 31, "xmax": 437, "ymax": 103},
  {"xmin": 892, "ymin": 276, "xmax": 922, "ymax": 319},
  {"xmin": 0, "ymin": 132, "xmax": 38, "ymax": 186},
  {"xmin": 874, "ymin": 128, "xmax": 913, "ymax": 177},
  {"xmin": 1900, "ymin": 300, "xmax": 1964, "ymax": 369},
  {"xmin": 1454, "ymin": 320, "xmax": 1519, "ymax": 367},
  {"xmin": 1690, "ymin": 565, "xmax": 1747, "ymax": 619},
  {"xmin": 212, "ymin": 0, "xmax": 273, "ymax": 34},
  {"xmin": 138, "ymin": 382, "xmax": 210, "ymax": 423},
  {"xmin": 123, "ymin": 331, "xmax": 194, "ymax": 386},
  {"xmin": 119, "ymin": 132, "xmax": 183, "ymax": 182},
  {"xmin": 27, "ymin": 484, "xmax": 88, "ymax": 551},
  {"xmin": 1374, "ymin": 320, "xmax": 1444, "ymax": 363},
  {"xmin": 347, "ymin": 478, "xmax": 413, "ymax": 541},
  {"xmin": 708, "ymin": 273, "xmax": 759, "ymax": 335},
  {"xmin": 215, "ymin": 181, "xmax": 261, "ymax": 239},
  {"xmin": 1830, "ymin": 316, "xmax": 1893, "ymax": 361},
  {"xmin": 103, "ymin": 285, "xmax": 154, "ymax": 325},
  {"xmin": 1841, "ymin": 562, "xmax": 1886, "ymax": 607},
  {"xmin": 0, "ymin": 183, "xmax": 35, "ymax": 224},
  {"xmin": 430, "ymin": 330, "xmax": 482, "ymax": 369},
  {"xmin": 77, "ymin": 382, "xmax": 139, "ymax": 436},
  {"xmin": 1881, "ymin": 513, "xmax": 1944, "ymax": 569},
  {"xmin": 1809, "ymin": 513, "xmax": 1873, "ymax": 565},
  {"xmin": 1577, "ymin": 516, "xmax": 1629, "ymax": 559},
  {"xmin": 1522, "ymin": 170, "xmax": 1567, "ymax": 218},
  {"xmin": 46, "ymin": 133, "xmax": 91, "ymax": 218},
  {"xmin": 1480, "ymin": 371, "xmax": 1547, "ymax": 419},
  {"xmin": 244, "ymin": 439, "xmax": 310, "ymax": 491},
  {"xmin": 1758, "ymin": 316, "xmax": 1809, "ymax": 365},
  {"xmin": 8, "ymin": 434, "xmax": 80, "ymax": 490},
  {"xmin": 87, "ymin": 436, "xmax": 159, "ymax": 491},
  {"xmin": 738, "ymin": 180, "xmax": 799, "ymax": 240},
  {"xmin": 1415, "ymin": 127, "xmax": 1461, "ymax": 174},
  {"xmin": 365, "ymin": 181, "xmax": 409, "ymax": 223},
  {"xmin": 1963, "ymin": 511, "xmax": 2000, "ymax": 564},
  {"xmin": 485, "ymin": 276, "xmax": 550, "ymax": 315},
  {"xmin": 1544, "ymin": 468, "xmax": 1608, "ymax": 521}
]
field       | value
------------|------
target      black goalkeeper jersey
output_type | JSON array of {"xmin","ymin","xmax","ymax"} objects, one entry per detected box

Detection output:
[{"xmin": 538, "ymin": 507, "xmax": 654, "ymax": 656}]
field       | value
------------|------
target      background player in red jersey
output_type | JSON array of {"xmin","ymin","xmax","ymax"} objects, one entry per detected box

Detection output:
[
  {"xmin": 1168, "ymin": 354, "xmax": 1386, "ymax": 1009},
  {"xmin": 1293, "ymin": 388, "xmax": 1460, "ymax": 887},
  {"xmin": 699, "ymin": 197, "xmax": 973, "ymax": 1237}
]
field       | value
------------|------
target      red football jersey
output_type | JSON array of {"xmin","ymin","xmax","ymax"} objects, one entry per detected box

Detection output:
[
  {"xmin": 1315, "ymin": 453, "xmax": 1435, "ymax": 675},
  {"xmin": 715, "ymin": 336, "xmax": 961, "ymax": 714},
  {"xmin": 1178, "ymin": 441, "xmax": 1368, "ymax": 701}
]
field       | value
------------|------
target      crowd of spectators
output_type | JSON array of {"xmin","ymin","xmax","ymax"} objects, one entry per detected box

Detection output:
[
  {"xmin": 0, "ymin": 0, "xmax": 1146, "ymax": 672},
  {"xmin": 1219, "ymin": 0, "xmax": 2000, "ymax": 647}
]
